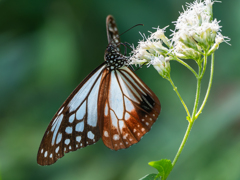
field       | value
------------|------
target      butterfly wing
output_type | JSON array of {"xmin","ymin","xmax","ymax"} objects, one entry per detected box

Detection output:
[
  {"xmin": 106, "ymin": 15, "xmax": 121, "ymax": 51},
  {"xmin": 37, "ymin": 15, "xmax": 161, "ymax": 166},
  {"xmin": 37, "ymin": 63, "xmax": 106, "ymax": 165},
  {"xmin": 98, "ymin": 66, "xmax": 161, "ymax": 150}
]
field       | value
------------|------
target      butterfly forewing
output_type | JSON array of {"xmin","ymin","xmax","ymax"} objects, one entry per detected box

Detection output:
[
  {"xmin": 37, "ymin": 63, "xmax": 106, "ymax": 165},
  {"xmin": 98, "ymin": 67, "xmax": 161, "ymax": 150}
]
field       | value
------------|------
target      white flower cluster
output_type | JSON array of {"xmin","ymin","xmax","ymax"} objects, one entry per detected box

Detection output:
[
  {"xmin": 130, "ymin": 26, "xmax": 171, "ymax": 77},
  {"xmin": 129, "ymin": 0, "xmax": 228, "ymax": 77},
  {"xmin": 172, "ymin": 0, "xmax": 227, "ymax": 58}
]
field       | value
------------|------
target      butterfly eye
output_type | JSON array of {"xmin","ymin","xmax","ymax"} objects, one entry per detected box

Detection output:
[{"xmin": 37, "ymin": 15, "xmax": 161, "ymax": 166}]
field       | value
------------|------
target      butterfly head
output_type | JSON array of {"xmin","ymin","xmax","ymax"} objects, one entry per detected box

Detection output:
[{"xmin": 105, "ymin": 44, "xmax": 128, "ymax": 71}]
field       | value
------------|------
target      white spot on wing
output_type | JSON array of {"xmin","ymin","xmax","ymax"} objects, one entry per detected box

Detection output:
[
  {"xmin": 76, "ymin": 136, "xmax": 81, "ymax": 142},
  {"xmin": 55, "ymin": 146, "xmax": 59, "ymax": 153},
  {"xmin": 50, "ymin": 153, "xmax": 53, "ymax": 158},
  {"xmin": 44, "ymin": 151, "xmax": 48, "ymax": 157},
  {"xmin": 69, "ymin": 114, "xmax": 75, "ymax": 123},
  {"xmin": 65, "ymin": 126, "xmax": 73, "ymax": 134},
  {"xmin": 104, "ymin": 131, "xmax": 109, "ymax": 137},
  {"xmin": 123, "ymin": 133, "xmax": 128, "ymax": 139},
  {"xmin": 113, "ymin": 134, "xmax": 120, "ymax": 141},
  {"xmin": 87, "ymin": 131, "xmax": 95, "ymax": 140},
  {"xmin": 76, "ymin": 121, "xmax": 84, "ymax": 132},
  {"xmin": 65, "ymin": 139, "xmax": 70, "ymax": 145},
  {"xmin": 56, "ymin": 133, "xmax": 62, "ymax": 144}
]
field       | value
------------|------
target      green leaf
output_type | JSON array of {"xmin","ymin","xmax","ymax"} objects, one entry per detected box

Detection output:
[
  {"xmin": 139, "ymin": 173, "xmax": 159, "ymax": 180},
  {"xmin": 148, "ymin": 159, "xmax": 173, "ymax": 180}
]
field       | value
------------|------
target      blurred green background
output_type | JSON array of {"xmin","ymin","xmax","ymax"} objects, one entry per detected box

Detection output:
[{"xmin": 0, "ymin": 0, "xmax": 239, "ymax": 179}]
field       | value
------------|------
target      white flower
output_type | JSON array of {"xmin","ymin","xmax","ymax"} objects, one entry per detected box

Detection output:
[
  {"xmin": 129, "ymin": 26, "xmax": 172, "ymax": 77},
  {"xmin": 129, "ymin": 27, "xmax": 171, "ymax": 66},
  {"xmin": 172, "ymin": 0, "xmax": 227, "ymax": 55},
  {"xmin": 207, "ymin": 33, "xmax": 230, "ymax": 55},
  {"xmin": 150, "ymin": 26, "xmax": 171, "ymax": 47},
  {"xmin": 150, "ymin": 55, "xmax": 171, "ymax": 77},
  {"xmin": 174, "ymin": 41, "xmax": 201, "ymax": 60}
]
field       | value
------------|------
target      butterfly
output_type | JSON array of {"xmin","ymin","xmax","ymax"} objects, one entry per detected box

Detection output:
[{"xmin": 37, "ymin": 15, "xmax": 161, "ymax": 166}]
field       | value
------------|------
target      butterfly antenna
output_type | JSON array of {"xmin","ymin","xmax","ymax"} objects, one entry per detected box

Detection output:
[{"xmin": 119, "ymin": 24, "xmax": 144, "ymax": 36}]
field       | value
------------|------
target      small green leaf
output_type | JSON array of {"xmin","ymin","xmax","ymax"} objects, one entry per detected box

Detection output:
[
  {"xmin": 148, "ymin": 159, "xmax": 173, "ymax": 180},
  {"xmin": 139, "ymin": 173, "xmax": 159, "ymax": 180}
]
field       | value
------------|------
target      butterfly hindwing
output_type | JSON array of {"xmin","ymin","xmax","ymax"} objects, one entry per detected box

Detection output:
[
  {"xmin": 98, "ymin": 66, "xmax": 161, "ymax": 150},
  {"xmin": 37, "ymin": 63, "xmax": 106, "ymax": 165}
]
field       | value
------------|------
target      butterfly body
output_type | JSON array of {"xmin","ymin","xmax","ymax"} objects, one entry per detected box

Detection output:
[
  {"xmin": 105, "ymin": 44, "xmax": 128, "ymax": 70},
  {"xmin": 37, "ymin": 15, "xmax": 161, "ymax": 166}
]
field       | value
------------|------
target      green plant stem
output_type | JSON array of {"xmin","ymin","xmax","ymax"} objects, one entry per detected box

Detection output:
[
  {"xmin": 171, "ymin": 53, "xmax": 210, "ymax": 169},
  {"xmin": 172, "ymin": 121, "xmax": 193, "ymax": 167},
  {"xmin": 174, "ymin": 57, "xmax": 198, "ymax": 77},
  {"xmin": 169, "ymin": 51, "xmax": 214, "ymax": 173},
  {"xmin": 167, "ymin": 76, "xmax": 191, "ymax": 118},
  {"xmin": 200, "ymin": 53, "xmax": 208, "ymax": 79},
  {"xmin": 191, "ymin": 78, "xmax": 201, "ymax": 121},
  {"xmin": 191, "ymin": 54, "xmax": 208, "ymax": 121},
  {"xmin": 196, "ymin": 53, "xmax": 214, "ymax": 118}
]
